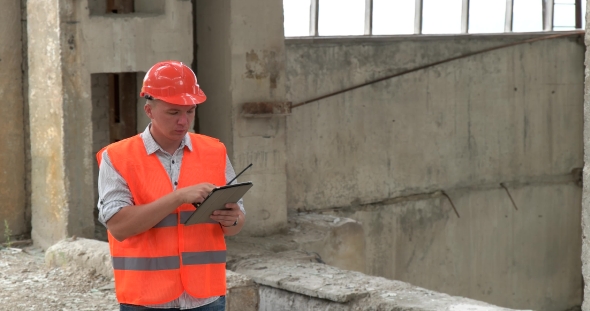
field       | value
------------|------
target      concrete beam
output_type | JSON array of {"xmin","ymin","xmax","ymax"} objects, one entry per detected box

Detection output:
[{"xmin": 80, "ymin": 1, "xmax": 193, "ymax": 73}]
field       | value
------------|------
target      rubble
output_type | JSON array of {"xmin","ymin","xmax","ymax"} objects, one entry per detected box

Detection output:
[{"xmin": 0, "ymin": 244, "xmax": 117, "ymax": 311}]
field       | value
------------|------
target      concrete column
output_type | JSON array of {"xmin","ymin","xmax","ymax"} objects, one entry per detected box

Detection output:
[
  {"xmin": 0, "ymin": 0, "xmax": 26, "ymax": 238},
  {"xmin": 197, "ymin": 0, "xmax": 288, "ymax": 235},
  {"xmin": 27, "ymin": 0, "xmax": 94, "ymax": 249},
  {"xmin": 582, "ymin": 2, "xmax": 590, "ymax": 309},
  {"xmin": 27, "ymin": 0, "xmax": 194, "ymax": 249}
]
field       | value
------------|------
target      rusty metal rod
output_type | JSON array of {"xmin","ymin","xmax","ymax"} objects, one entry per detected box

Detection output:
[
  {"xmin": 291, "ymin": 31, "xmax": 584, "ymax": 109},
  {"xmin": 500, "ymin": 183, "xmax": 518, "ymax": 211},
  {"xmin": 442, "ymin": 191, "xmax": 460, "ymax": 218}
]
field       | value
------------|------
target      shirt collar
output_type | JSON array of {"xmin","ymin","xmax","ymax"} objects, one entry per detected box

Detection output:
[{"xmin": 140, "ymin": 124, "xmax": 193, "ymax": 155}]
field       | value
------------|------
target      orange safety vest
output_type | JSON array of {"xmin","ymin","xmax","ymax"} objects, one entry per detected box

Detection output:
[{"xmin": 96, "ymin": 133, "xmax": 227, "ymax": 305}]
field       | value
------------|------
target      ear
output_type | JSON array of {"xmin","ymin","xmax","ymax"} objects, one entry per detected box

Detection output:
[{"xmin": 144, "ymin": 102, "xmax": 154, "ymax": 120}]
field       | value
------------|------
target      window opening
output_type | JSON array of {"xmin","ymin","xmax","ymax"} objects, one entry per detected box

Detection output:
[
  {"xmin": 284, "ymin": 0, "xmax": 311, "ymax": 36},
  {"xmin": 372, "ymin": 0, "xmax": 415, "ymax": 35},
  {"xmin": 318, "ymin": 0, "xmax": 365, "ymax": 36},
  {"xmin": 469, "ymin": 0, "xmax": 506, "ymax": 33},
  {"xmin": 422, "ymin": 0, "xmax": 462, "ymax": 34},
  {"xmin": 512, "ymin": 0, "xmax": 543, "ymax": 32}
]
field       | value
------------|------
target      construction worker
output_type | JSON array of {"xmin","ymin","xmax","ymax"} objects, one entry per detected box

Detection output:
[{"xmin": 96, "ymin": 60, "xmax": 245, "ymax": 311}]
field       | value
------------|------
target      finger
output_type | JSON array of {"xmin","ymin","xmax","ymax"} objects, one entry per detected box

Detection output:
[
  {"xmin": 209, "ymin": 215, "xmax": 232, "ymax": 224},
  {"xmin": 210, "ymin": 214, "xmax": 236, "ymax": 221},
  {"xmin": 195, "ymin": 194, "xmax": 207, "ymax": 204},
  {"xmin": 224, "ymin": 203, "xmax": 239, "ymax": 210}
]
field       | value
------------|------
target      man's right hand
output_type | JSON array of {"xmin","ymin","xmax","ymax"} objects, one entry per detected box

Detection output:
[{"xmin": 176, "ymin": 183, "xmax": 217, "ymax": 205}]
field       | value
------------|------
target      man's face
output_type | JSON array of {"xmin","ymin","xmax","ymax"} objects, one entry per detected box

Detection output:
[{"xmin": 145, "ymin": 99, "xmax": 196, "ymax": 142}]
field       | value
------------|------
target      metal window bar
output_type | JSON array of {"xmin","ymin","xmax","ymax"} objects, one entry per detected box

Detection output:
[
  {"xmin": 575, "ymin": 0, "xmax": 582, "ymax": 29},
  {"xmin": 303, "ymin": 0, "xmax": 574, "ymax": 37},
  {"xmin": 309, "ymin": 0, "xmax": 319, "ymax": 36},
  {"xmin": 461, "ymin": 0, "xmax": 470, "ymax": 33},
  {"xmin": 414, "ymin": 0, "xmax": 423, "ymax": 34},
  {"xmin": 504, "ymin": 0, "xmax": 514, "ymax": 32},
  {"xmin": 543, "ymin": 0, "xmax": 554, "ymax": 31},
  {"xmin": 364, "ymin": 0, "xmax": 373, "ymax": 35}
]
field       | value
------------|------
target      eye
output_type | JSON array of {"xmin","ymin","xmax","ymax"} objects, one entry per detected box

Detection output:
[{"xmin": 168, "ymin": 111, "xmax": 179, "ymax": 115}]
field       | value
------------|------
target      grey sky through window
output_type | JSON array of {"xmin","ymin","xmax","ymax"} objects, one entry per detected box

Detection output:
[{"xmin": 283, "ymin": 0, "xmax": 585, "ymax": 37}]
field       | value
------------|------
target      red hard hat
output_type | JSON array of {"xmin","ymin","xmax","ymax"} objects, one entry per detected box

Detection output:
[{"xmin": 140, "ymin": 61, "xmax": 206, "ymax": 105}]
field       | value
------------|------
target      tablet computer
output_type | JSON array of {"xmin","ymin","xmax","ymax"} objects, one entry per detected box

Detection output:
[{"xmin": 184, "ymin": 182, "xmax": 253, "ymax": 226}]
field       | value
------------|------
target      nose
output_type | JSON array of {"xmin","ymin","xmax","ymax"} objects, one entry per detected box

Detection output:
[{"xmin": 177, "ymin": 112, "xmax": 189, "ymax": 126}]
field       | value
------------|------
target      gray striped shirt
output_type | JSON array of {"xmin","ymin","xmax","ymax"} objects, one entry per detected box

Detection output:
[{"xmin": 97, "ymin": 125, "xmax": 244, "ymax": 309}]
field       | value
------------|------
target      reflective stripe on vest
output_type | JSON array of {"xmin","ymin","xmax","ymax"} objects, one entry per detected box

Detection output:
[
  {"xmin": 99, "ymin": 133, "xmax": 227, "ymax": 305},
  {"xmin": 112, "ymin": 256, "xmax": 180, "ymax": 271},
  {"xmin": 112, "ymin": 251, "xmax": 226, "ymax": 270},
  {"xmin": 182, "ymin": 251, "xmax": 226, "ymax": 265}
]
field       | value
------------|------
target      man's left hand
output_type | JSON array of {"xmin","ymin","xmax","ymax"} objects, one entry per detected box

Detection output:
[{"xmin": 210, "ymin": 203, "xmax": 241, "ymax": 227}]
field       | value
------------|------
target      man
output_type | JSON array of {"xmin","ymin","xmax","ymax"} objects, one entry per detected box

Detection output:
[{"xmin": 97, "ymin": 61, "xmax": 245, "ymax": 311}]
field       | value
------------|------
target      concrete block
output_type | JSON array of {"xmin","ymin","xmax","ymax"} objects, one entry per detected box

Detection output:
[
  {"xmin": 226, "ymin": 270, "xmax": 259, "ymax": 311},
  {"xmin": 235, "ymin": 256, "xmax": 526, "ymax": 311},
  {"xmin": 45, "ymin": 238, "xmax": 113, "ymax": 278}
]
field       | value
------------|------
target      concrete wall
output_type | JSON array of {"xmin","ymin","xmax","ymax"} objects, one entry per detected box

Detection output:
[
  {"xmin": 27, "ymin": 0, "xmax": 193, "ymax": 249},
  {"xmin": 353, "ymin": 183, "xmax": 581, "ymax": 311},
  {"xmin": 0, "ymin": 0, "xmax": 26, "ymax": 238},
  {"xmin": 581, "ymin": 4, "xmax": 590, "ymax": 310},
  {"xmin": 197, "ymin": 0, "xmax": 288, "ymax": 236},
  {"xmin": 285, "ymin": 34, "xmax": 584, "ymax": 311}
]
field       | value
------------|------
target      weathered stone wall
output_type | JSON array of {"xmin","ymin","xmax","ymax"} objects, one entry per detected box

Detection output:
[
  {"xmin": 0, "ymin": 0, "xmax": 26, "ymax": 238},
  {"xmin": 285, "ymin": 34, "xmax": 584, "ymax": 311}
]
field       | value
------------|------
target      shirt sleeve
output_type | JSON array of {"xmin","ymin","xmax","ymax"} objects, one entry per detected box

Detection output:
[
  {"xmin": 97, "ymin": 150, "xmax": 134, "ymax": 227},
  {"xmin": 225, "ymin": 155, "xmax": 246, "ymax": 215}
]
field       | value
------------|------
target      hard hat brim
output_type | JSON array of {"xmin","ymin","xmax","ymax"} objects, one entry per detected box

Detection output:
[{"xmin": 150, "ymin": 92, "xmax": 207, "ymax": 106}]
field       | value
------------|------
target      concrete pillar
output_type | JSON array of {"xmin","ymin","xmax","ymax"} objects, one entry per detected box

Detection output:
[
  {"xmin": 27, "ymin": 0, "xmax": 194, "ymax": 249},
  {"xmin": 582, "ymin": 2, "xmax": 590, "ymax": 309},
  {"xmin": 0, "ymin": 0, "xmax": 27, "ymax": 238},
  {"xmin": 27, "ymin": 0, "xmax": 94, "ymax": 249},
  {"xmin": 197, "ymin": 0, "xmax": 288, "ymax": 235}
]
